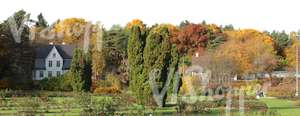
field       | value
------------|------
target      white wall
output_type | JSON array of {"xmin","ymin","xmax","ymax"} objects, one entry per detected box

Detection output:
[{"xmin": 33, "ymin": 46, "xmax": 67, "ymax": 80}]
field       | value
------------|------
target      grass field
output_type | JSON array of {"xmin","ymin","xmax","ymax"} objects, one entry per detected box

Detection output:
[
  {"xmin": 260, "ymin": 98, "xmax": 300, "ymax": 116},
  {"xmin": 0, "ymin": 96, "xmax": 178, "ymax": 115},
  {"xmin": 1, "ymin": 95, "xmax": 300, "ymax": 116}
]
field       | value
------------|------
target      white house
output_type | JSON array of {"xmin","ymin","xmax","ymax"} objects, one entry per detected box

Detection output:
[{"xmin": 32, "ymin": 45, "xmax": 74, "ymax": 80}]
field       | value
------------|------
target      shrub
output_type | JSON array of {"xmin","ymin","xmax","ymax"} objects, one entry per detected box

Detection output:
[
  {"xmin": 176, "ymin": 98, "xmax": 218, "ymax": 113},
  {"xmin": 36, "ymin": 74, "xmax": 72, "ymax": 91},
  {"xmin": 93, "ymin": 87, "xmax": 121, "ymax": 94},
  {"xmin": 231, "ymin": 100, "xmax": 267, "ymax": 110},
  {"xmin": 93, "ymin": 74, "xmax": 121, "ymax": 94},
  {"xmin": 93, "ymin": 97, "xmax": 118, "ymax": 115}
]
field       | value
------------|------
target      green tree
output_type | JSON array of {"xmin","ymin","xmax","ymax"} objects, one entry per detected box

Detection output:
[
  {"xmin": 83, "ymin": 51, "xmax": 92, "ymax": 91},
  {"xmin": 205, "ymin": 24, "xmax": 226, "ymax": 50},
  {"xmin": 104, "ymin": 25, "xmax": 128, "ymax": 71},
  {"xmin": 143, "ymin": 25, "xmax": 179, "ymax": 107},
  {"xmin": 127, "ymin": 25, "xmax": 146, "ymax": 104},
  {"xmin": 268, "ymin": 30, "xmax": 290, "ymax": 56},
  {"xmin": 35, "ymin": 13, "xmax": 48, "ymax": 28},
  {"xmin": 178, "ymin": 20, "xmax": 190, "ymax": 29},
  {"xmin": 70, "ymin": 48, "xmax": 92, "ymax": 91},
  {"xmin": 222, "ymin": 24, "xmax": 234, "ymax": 31},
  {"xmin": 0, "ymin": 10, "xmax": 33, "ymax": 89}
]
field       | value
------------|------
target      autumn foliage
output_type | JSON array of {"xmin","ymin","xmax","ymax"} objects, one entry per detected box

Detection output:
[
  {"xmin": 125, "ymin": 19, "xmax": 145, "ymax": 30},
  {"xmin": 53, "ymin": 18, "xmax": 88, "ymax": 44},
  {"xmin": 284, "ymin": 34, "xmax": 300, "ymax": 70},
  {"xmin": 171, "ymin": 23, "xmax": 209, "ymax": 55},
  {"xmin": 216, "ymin": 29, "xmax": 277, "ymax": 74}
]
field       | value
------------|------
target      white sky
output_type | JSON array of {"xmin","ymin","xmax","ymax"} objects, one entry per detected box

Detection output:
[{"xmin": 1, "ymin": 0, "xmax": 300, "ymax": 32}]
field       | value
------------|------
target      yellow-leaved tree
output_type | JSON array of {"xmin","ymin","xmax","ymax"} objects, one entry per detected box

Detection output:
[
  {"xmin": 53, "ymin": 18, "xmax": 88, "ymax": 44},
  {"xmin": 284, "ymin": 32, "xmax": 300, "ymax": 70},
  {"xmin": 216, "ymin": 29, "xmax": 277, "ymax": 75}
]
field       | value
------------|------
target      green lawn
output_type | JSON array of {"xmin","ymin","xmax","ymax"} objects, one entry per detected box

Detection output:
[
  {"xmin": 260, "ymin": 98, "xmax": 300, "ymax": 116},
  {"xmin": 1, "ymin": 95, "xmax": 300, "ymax": 116}
]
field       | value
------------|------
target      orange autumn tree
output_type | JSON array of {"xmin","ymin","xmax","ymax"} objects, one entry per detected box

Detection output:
[
  {"xmin": 216, "ymin": 29, "xmax": 277, "ymax": 75},
  {"xmin": 171, "ymin": 23, "xmax": 209, "ymax": 55},
  {"xmin": 53, "ymin": 18, "xmax": 88, "ymax": 44},
  {"xmin": 125, "ymin": 19, "xmax": 145, "ymax": 30},
  {"xmin": 284, "ymin": 32, "xmax": 300, "ymax": 70}
]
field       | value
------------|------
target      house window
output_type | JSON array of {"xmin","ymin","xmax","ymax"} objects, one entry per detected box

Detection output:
[
  {"xmin": 48, "ymin": 71, "xmax": 52, "ymax": 77},
  {"xmin": 39, "ymin": 71, "xmax": 44, "ymax": 78},
  {"xmin": 48, "ymin": 61, "xmax": 52, "ymax": 67},
  {"xmin": 57, "ymin": 71, "xmax": 61, "ymax": 76},
  {"xmin": 53, "ymin": 53, "xmax": 56, "ymax": 58},
  {"xmin": 56, "ymin": 61, "xmax": 60, "ymax": 67}
]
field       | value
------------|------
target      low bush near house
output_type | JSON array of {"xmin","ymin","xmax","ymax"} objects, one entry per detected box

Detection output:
[
  {"xmin": 36, "ymin": 74, "xmax": 73, "ymax": 91},
  {"xmin": 93, "ymin": 74, "xmax": 121, "ymax": 94}
]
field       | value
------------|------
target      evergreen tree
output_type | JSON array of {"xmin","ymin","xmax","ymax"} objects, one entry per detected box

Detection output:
[
  {"xmin": 269, "ymin": 30, "xmax": 290, "ymax": 56},
  {"xmin": 127, "ymin": 25, "xmax": 146, "ymax": 104},
  {"xmin": 70, "ymin": 48, "xmax": 92, "ymax": 92},
  {"xmin": 36, "ymin": 13, "xmax": 48, "ymax": 28},
  {"xmin": 0, "ymin": 10, "xmax": 34, "ymax": 89},
  {"xmin": 104, "ymin": 25, "xmax": 128, "ymax": 71},
  {"xmin": 143, "ymin": 25, "xmax": 179, "ymax": 107},
  {"xmin": 83, "ymin": 51, "xmax": 92, "ymax": 91}
]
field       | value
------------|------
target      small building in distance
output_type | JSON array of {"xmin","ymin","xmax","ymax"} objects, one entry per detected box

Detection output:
[{"xmin": 32, "ymin": 44, "xmax": 74, "ymax": 80}]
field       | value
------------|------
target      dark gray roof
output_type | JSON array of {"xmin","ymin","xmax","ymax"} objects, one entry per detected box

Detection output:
[
  {"xmin": 35, "ymin": 45, "xmax": 74, "ymax": 59},
  {"xmin": 34, "ymin": 59, "xmax": 45, "ymax": 69},
  {"xmin": 34, "ymin": 45, "xmax": 74, "ymax": 69},
  {"xmin": 62, "ymin": 59, "xmax": 72, "ymax": 70}
]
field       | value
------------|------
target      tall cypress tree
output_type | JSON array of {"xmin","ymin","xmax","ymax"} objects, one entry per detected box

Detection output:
[
  {"xmin": 143, "ymin": 25, "xmax": 179, "ymax": 107},
  {"xmin": 127, "ymin": 25, "xmax": 146, "ymax": 104},
  {"xmin": 70, "ymin": 48, "xmax": 83, "ymax": 91},
  {"xmin": 69, "ymin": 48, "xmax": 92, "ymax": 92},
  {"xmin": 83, "ymin": 51, "xmax": 92, "ymax": 91}
]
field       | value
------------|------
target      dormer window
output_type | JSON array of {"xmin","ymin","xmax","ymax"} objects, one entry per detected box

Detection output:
[{"xmin": 53, "ymin": 53, "xmax": 56, "ymax": 58}]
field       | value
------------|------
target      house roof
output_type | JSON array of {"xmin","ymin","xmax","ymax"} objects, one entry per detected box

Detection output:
[
  {"xmin": 34, "ymin": 59, "xmax": 45, "ymax": 69},
  {"xmin": 35, "ymin": 45, "xmax": 74, "ymax": 59},
  {"xmin": 62, "ymin": 59, "xmax": 72, "ymax": 70},
  {"xmin": 34, "ymin": 45, "xmax": 75, "ymax": 70}
]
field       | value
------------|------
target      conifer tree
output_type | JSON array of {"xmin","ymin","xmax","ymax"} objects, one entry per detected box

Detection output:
[
  {"xmin": 70, "ymin": 48, "xmax": 92, "ymax": 92},
  {"xmin": 143, "ymin": 25, "xmax": 179, "ymax": 107},
  {"xmin": 127, "ymin": 25, "xmax": 146, "ymax": 104}
]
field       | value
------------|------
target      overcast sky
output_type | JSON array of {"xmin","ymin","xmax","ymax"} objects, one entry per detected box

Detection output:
[{"xmin": 1, "ymin": 0, "xmax": 300, "ymax": 32}]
